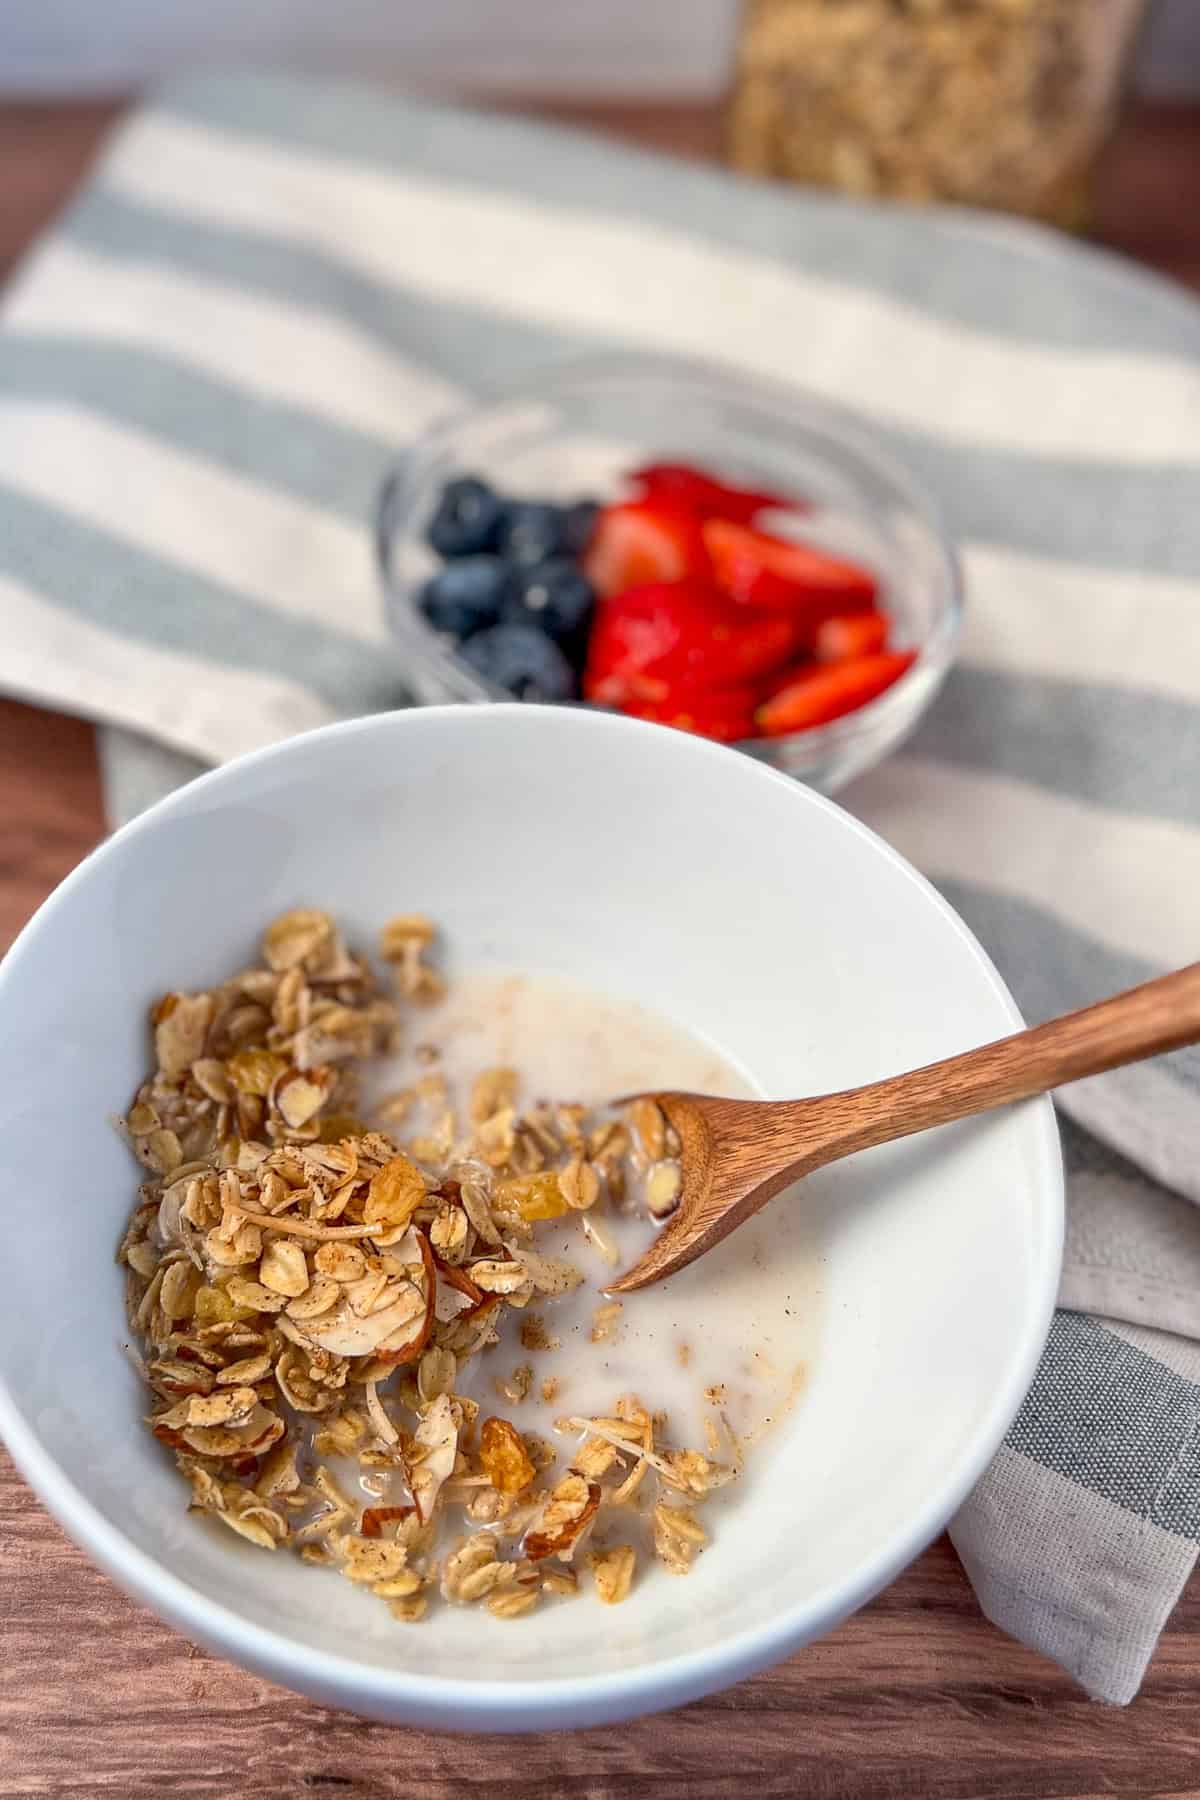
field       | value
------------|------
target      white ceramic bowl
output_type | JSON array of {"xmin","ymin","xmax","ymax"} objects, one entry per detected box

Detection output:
[{"xmin": 0, "ymin": 706, "xmax": 1061, "ymax": 1730}]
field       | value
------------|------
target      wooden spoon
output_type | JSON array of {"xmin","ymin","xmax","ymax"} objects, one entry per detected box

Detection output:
[{"xmin": 609, "ymin": 964, "xmax": 1200, "ymax": 1293}]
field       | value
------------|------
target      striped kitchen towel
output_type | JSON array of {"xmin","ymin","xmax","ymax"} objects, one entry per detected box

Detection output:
[{"xmin": 4, "ymin": 73, "xmax": 1200, "ymax": 1705}]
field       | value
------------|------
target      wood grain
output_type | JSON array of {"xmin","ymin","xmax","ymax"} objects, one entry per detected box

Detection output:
[
  {"xmin": 618, "ymin": 966, "xmax": 1200, "ymax": 1288},
  {"xmin": 5, "ymin": 1491, "xmax": 1200, "ymax": 1800},
  {"xmin": 0, "ymin": 697, "xmax": 106, "ymax": 951},
  {"xmin": 3, "ymin": 90, "xmax": 1200, "ymax": 1800},
  {"xmin": 0, "ymin": 98, "xmax": 127, "ymax": 285}
]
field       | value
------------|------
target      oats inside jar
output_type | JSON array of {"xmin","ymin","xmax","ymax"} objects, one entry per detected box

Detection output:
[{"xmin": 118, "ymin": 909, "xmax": 817, "ymax": 1622}]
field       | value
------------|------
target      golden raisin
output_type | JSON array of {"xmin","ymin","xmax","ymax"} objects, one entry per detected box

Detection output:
[
  {"xmin": 226, "ymin": 1050, "xmax": 288, "ymax": 1097},
  {"xmin": 365, "ymin": 1153, "xmax": 426, "ymax": 1229},
  {"xmin": 497, "ymin": 1172, "xmax": 570, "ymax": 1223},
  {"xmin": 191, "ymin": 1283, "xmax": 233, "ymax": 1328},
  {"xmin": 199, "ymin": 1282, "xmax": 256, "ymax": 1325},
  {"xmin": 478, "ymin": 1416, "xmax": 536, "ymax": 1495}
]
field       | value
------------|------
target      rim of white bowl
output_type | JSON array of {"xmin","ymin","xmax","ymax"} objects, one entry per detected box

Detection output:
[{"xmin": 0, "ymin": 705, "xmax": 1063, "ymax": 1730}]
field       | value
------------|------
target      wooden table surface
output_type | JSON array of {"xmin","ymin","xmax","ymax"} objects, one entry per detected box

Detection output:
[{"xmin": 3, "ymin": 92, "xmax": 1200, "ymax": 1800}]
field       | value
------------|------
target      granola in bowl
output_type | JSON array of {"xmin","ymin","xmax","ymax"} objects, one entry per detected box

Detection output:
[{"xmin": 119, "ymin": 909, "xmax": 738, "ymax": 1623}]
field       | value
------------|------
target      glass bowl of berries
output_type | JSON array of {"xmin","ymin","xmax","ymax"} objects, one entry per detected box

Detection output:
[{"xmin": 376, "ymin": 352, "xmax": 962, "ymax": 792}]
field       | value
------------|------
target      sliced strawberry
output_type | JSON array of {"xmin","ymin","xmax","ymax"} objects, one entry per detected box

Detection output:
[
  {"xmin": 815, "ymin": 611, "xmax": 891, "ymax": 662},
  {"xmin": 583, "ymin": 499, "xmax": 708, "ymax": 598},
  {"xmin": 756, "ymin": 651, "xmax": 916, "ymax": 735},
  {"xmin": 758, "ymin": 658, "xmax": 817, "ymax": 704},
  {"xmin": 583, "ymin": 584, "xmax": 687, "ymax": 702},
  {"xmin": 621, "ymin": 682, "xmax": 758, "ymax": 743},
  {"xmin": 703, "ymin": 518, "xmax": 877, "ymax": 613},
  {"xmin": 628, "ymin": 462, "xmax": 794, "ymax": 524},
  {"xmin": 583, "ymin": 581, "xmax": 801, "ymax": 703}
]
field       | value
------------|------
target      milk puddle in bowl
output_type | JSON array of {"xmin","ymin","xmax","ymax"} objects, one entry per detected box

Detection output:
[{"xmin": 367, "ymin": 971, "xmax": 823, "ymax": 1461}]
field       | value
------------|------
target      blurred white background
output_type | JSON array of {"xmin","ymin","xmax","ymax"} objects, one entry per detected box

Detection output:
[{"xmin": 3, "ymin": 0, "xmax": 1198, "ymax": 97}]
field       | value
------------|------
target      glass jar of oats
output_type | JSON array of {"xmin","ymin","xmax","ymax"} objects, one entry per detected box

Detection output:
[{"xmin": 729, "ymin": 0, "xmax": 1151, "ymax": 228}]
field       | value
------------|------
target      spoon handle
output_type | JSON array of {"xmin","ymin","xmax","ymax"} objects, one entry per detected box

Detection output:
[{"xmin": 797, "ymin": 962, "xmax": 1200, "ymax": 1164}]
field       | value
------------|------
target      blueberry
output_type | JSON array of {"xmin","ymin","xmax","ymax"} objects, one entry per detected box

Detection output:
[
  {"xmin": 418, "ymin": 556, "xmax": 511, "ymax": 638},
  {"xmin": 458, "ymin": 622, "xmax": 576, "ymax": 702},
  {"xmin": 503, "ymin": 559, "xmax": 595, "ymax": 645},
  {"xmin": 562, "ymin": 499, "xmax": 600, "ymax": 556},
  {"xmin": 497, "ymin": 502, "xmax": 572, "ymax": 566},
  {"xmin": 427, "ymin": 476, "xmax": 504, "ymax": 558}
]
